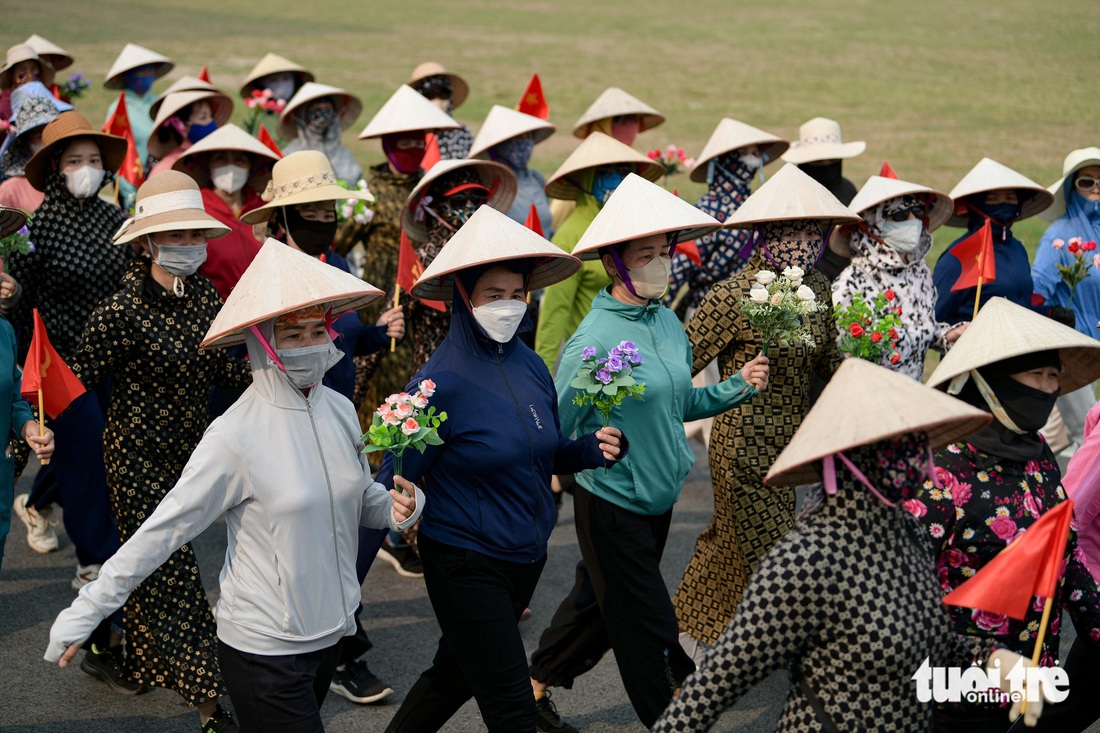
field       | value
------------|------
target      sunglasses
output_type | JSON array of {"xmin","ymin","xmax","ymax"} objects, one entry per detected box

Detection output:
[
  {"xmin": 444, "ymin": 190, "xmax": 489, "ymax": 209},
  {"xmin": 1075, "ymin": 177, "xmax": 1100, "ymax": 192},
  {"xmin": 885, "ymin": 204, "xmax": 928, "ymax": 222},
  {"xmin": 421, "ymin": 83, "xmax": 452, "ymax": 101}
]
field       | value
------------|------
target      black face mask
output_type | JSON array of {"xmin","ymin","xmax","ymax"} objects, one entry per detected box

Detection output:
[
  {"xmin": 986, "ymin": 373, "xmax": 1060, "ymax": 433},
  {"xmin": 800, "ymin": 160, "xmax": 843, "ymax": 188},
  {"xmin": 283, "ymin": 206, "xmax": 337, "ymax": 256}
]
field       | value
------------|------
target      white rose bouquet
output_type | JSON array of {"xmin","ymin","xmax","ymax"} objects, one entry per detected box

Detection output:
[{"xmin": 740, "ymin": 267, "xmax": 819, "ymax": 352}]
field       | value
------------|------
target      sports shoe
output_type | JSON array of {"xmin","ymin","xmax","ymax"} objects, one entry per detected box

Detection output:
[
  {"xmin": 13, "ymin": 493, "xmax": 59, "ymax": 553},
  {"xmin": 536, "ymin": 690, "xmax": 578, "ymax": 733},
  {"xmin": 72, "ymin": 563, "xmax": 101, "ymax": 591},
  {"xmin": 377, "ymin": 538, "xmax": 424, "ymax": 578},
  {"xmin": 328, "ymin": 659, "xmax": 393, "ymax": 703},
  {"xmin": 201, "ymin": 704, "xmax": 239, "ymax": 732},
  {"xmin": 80, "ymin": 644, "xmax": 147, "ymax": 696}
]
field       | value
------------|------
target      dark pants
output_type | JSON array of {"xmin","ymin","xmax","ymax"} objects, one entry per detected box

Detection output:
[
  {"xmin": 217, "ymin": 639, "xmax": 340, "ymax": 733},
  {"xmin": 385, "ymin": 535, "xmax": 545, "ymax": 733},
  {"xmin": 334, "ymin": 526, "xmax": 390, "ymax": 666},
  {"xmin": 530, "ymin": 487, "xmax": 694, "ymax": 728}
]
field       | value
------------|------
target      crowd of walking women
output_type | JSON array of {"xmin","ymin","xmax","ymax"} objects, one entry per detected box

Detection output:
[{"xmin": 0, "ymin": 33, "xmax": 1097, "ymax": 733}]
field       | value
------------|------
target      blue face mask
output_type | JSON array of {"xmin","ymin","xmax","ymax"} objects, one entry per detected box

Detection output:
[
  {"xmin": 976, "ymin": 201, "xmax": 1022, "ymax": 225},
  {"xmin": 591, "ymin": 168, "xmax": 628, "ymax": 206},
  {"xmin": 188, "ymin": 120, "xmax": 218, "ymax": 144},
  {"xmin": 493, "ymin": 136, "xmax": 535, "ymax": 171},
  {"xmin": 123, "ymin": 68, "xmax": 156, "ymax": 96}
]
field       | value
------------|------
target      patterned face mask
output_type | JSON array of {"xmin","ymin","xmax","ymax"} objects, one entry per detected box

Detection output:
[
  {"xmin": 305, "ymin": 104, "xmax": 339, "ymax": 135},
  {"xmin": 435, "ymin": 184, "xmax": 490, "ymax": 229},
  {"xmin": 760, "ymin": 220, "xmax": 824, "ymax": 271},
  {"xmin": 493, "ymin": 135, "xmax": 535, "ymax": 171}
]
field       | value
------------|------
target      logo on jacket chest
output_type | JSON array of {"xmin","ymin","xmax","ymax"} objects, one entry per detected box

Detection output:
[{"xmin": 528, "ymin": 405, "xmax": 543, "ymax": 429}]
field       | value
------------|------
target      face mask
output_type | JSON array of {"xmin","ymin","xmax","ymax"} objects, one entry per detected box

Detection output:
[
  {"xmin": 879, "ymin": 218, "xmax": 924, "ymax": 254},
  {"xmin": 986, "ymin": 374, "xmax": 1059, "ymax": 433},
  {"xmin": 493, "ymin": 136, "xmax": 535, "ymax": 171},
  {"xmin": 383, "ymin": 135, "xmax": 426, "ymax": 174},
  {"xmin": 471, "ymin": 300, "xmax": 527, "ymax": 343},
  {"xmin": 611, "ymin": 118, "xmax": 640, "ymax": 146},
  {"xmin": 591, "ymin": 169, "xmax": 628, "ymax": 206},
  {"xmin": 306, "ymin": 106, "xmax": 339, "ymax": 135},
  {"xmin": 740, "ymin": 153, "xmax": 763, "ymax": 171},
  {"xmin": 65, "ymin": 166, "xmax": 106, "ymax": 199},
  {"xmin": 275, "ymin": 341, "xmax": 343, "ymax": 389},
  {"xmin": 188, "ymin": 120, "xmax": 218, "ymax": 144},
  {"xmin": 212, "ymin": 164, "xmax": 249, "ymax": 194},
  {"xmin": 266, "ymin": 78, "xmax": 296, "ymax": 102},
  {"xmin": 124, "ymin": 70, "xmax": 155, "ymax": 96},
  {"xmin": 627, "ymin": 256, "xmax": 672, "ymax": 300},
  {"xmin": 283, "ymin": 206, "xmax": 337, "ymax": 256},
  {"xmin": 977, "ymin": 201, "xmax": 1022, "ymax": 225},
  {"xmin": 153, "ymin": 242, "xmax": 208, "ymax": 276}
]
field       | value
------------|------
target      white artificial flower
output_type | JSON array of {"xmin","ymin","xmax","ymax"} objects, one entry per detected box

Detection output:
[
  {"xmin": 755, "ymin": 270, "xmax": 776, "ymax": 285},
  {"xmin": 796, "ymin": 285, "xmax": 816, "ymax": 302},
  {"xmin": 770, "ymin": 293, "xmax": 784, "ymax": 306},
  {"xmin": 790, "ymin": 277, "xmax": 803, "ymax": 288},
  {"xmin": 749, "ymin": 287, "xmax": 769, "ymax": 304},
  {"xmin": 782, "ymin": 266, "xmax": 805, "ymax": 280}
]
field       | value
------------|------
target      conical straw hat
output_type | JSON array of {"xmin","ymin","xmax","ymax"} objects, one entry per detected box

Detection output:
[
  {"xmin": 240, "ymin": 150, "xmax": 374, "ymax": 225},
  {"xmin": 357, "ymin": 85, "xmax": 461, "ymax": 140},
  {"xmin": 0, "ymin": 44, "xmax": 55, "ymax": 90},
  {"xmin": 723, "ymin": 163, "xmax": 861, "ymax": 229},
  {"xmin": 412, "ymin": 205, "xmax": 581, "ymax": 300},
  {"xmin": 926, "ymin": 297, "xmax": 1100, "ymax": 395},
  {"xmin": 24, "ymin": 35, "xmax": 72, "ymax": 71},
  {"xmin": 278, "ymin": 82, "xmax": 362, "ymax": 140},
  {"xmin": 104, "ymin": 43, "xmax": 173, "ymax": 90},
  {"xmin": 848, "ymin": 175, "xmax": 954, "ymax": 232},
  {"xmin": 571, "ymin": 174, "xmax": 722, "ymax": 260},
  {"xmin": 113, "ymin": 170, "xmax": 230, "ymax": 244},
  {"xmin": 400, "ymin": 159, "xmax": 518, "ymax": 242},
  {"xmin": 240, "ymin": 53, "xmax": 314, "ymax": 98},
  {"xmin": 689, "ymin": 118, "xmax": 789, "ymax": 183},
  {"xmin": 174, "ymin": 123, "xmax": 280, "ymax": 189},
  {"xmin": 571, "ymin": 87, "xmax": 665, "ymax": 139},
  {"xmin": 0, "ymin": 205, "xmax": 27, "ymax": 240},
  {"xmin": 150, "ymin": 76, "xmax": 218, "ymax": 119},
  {"xmin": 945, "ymin": 157, "xmax": 1054, "ymax": 228},
  {"xmin": 201, "ymin": 238, "xmax": 385, "ymax": 349},
  {"xmin": 407, "ymin": 61, "xmax": 469, "ymax": 109},
  {"xmin": 468, "ymin": 105, "xmax": 555, "ymax": 159},
  {"xmin": 765, "ymin": 358, "xmax": 991, "ymax": 486},
  {"xmin": 24, "ymin": 110, "xmax": 127, "ymax": 191},
  {"xmin": 544, "ymin": 132, "xmax": 664, "ymax": 201},
  {"xmin": 151, "ymin": 89, "xmax": 234, "ymax": 131},
  {"xmin": 1042, "ymin": 147, "xmax": 1100, "ymax": 222},
  {"xmin": 780, "ymin": 117, "xmax": 865, "ymax": 165}
]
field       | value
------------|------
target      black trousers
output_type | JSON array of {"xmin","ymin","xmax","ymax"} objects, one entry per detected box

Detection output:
[
  {"xmin": 385, "ymin": 535, "xmax": 546, "ymax": 733},
  {"xmin": 217, "ymin": 639, "xmax": 340, "ymax": 733},
  {"xmin": 529, "ymin": 487, "xmax": 694, "ymax": 728}
]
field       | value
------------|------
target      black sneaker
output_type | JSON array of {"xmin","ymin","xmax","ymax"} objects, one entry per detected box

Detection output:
[
  {"xmin": 536, "ymin": 690, "xmax": 578, "ymax": 733},
  {"xmin": 377, "ymin": 538, "xmax": 424, "ymax": 578},
  {"xmin": 80, "ymin": 644, "xmax": 147, "ymax": 696},
  {"xmin": 329, "ymin": 659, "xmax": 394, "ymax": 704},
  {"xmin": 201, "ymin": 704, "xmax": 239, "ymax": 732}
]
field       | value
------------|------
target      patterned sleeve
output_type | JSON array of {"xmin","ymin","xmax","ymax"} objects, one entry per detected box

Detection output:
[
  {"xmin": 810, "ymin": 275, "xmax": 843, "ymax": 381},
  {"xmin": 67, "ymin": 296, "xmax": 132, "ymax": 390},
  {"xmin": 210, "ymin": 350, "xmax": 253, "ymax": 389},
  {"xmin": 686, "ymin": 283, "xmax": 740, "ymax": 375}
]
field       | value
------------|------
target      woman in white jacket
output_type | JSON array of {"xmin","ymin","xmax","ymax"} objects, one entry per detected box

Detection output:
[{"xmin": 45, "ymin": 240, "xmax": 423, "ymax": 733}]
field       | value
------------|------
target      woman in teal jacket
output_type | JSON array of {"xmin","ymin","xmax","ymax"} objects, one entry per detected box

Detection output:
[{"xmin": 527, "ymin": 175, "xmax": 769, "ymax": 729}]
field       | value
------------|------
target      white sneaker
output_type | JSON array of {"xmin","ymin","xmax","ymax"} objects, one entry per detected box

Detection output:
[
  {"xmin": 72, "ymin": 563, "xmax": 101, "ymax": 590},
  {"xmin": 13, "ymin": 494, "xmax": 59, "ymax": 553}
]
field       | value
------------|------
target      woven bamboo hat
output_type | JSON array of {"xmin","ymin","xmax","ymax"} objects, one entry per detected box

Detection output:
[
  {"xmin": 723, "ymin": 163, "xmax": 860, "ymax": 229},
  {"xmin": 240, "ymin": 150, "xmax": 374, "ymax": 225},
  {"xmin": 174, "ymin": 123, "xmax": 280, "ymax": 189},
  {"xmin": 689, "ymin": 118, "xmax": 789, "ymax": 183},
  {"xmin": 150, "ymin": 76, "xmax": 218, "ymax": 119},
  {"xmin": 926, "ymin": 297, "xmax": 1100, "ymax": 395},
  {"xmin": 571, "ymin": 174, "xmax": 722, "ymax": 260},
  {"xmin": 103, "ymin": 43, "xmax": 173, "ymax": 90},
  {"xmin": 24, "ymin": 110, "xmax": 128, "ymax": 191},
  {"xmin": 781, "ymin": 117, "xmax": 865, "ymax": 165},
  {"xmin": 849, "ymin": 176, "xmax": 954, "ymax": 232},
  {"xmin": 765, "ymin": 358, "xmax": 991, "ymax": 486},
  {"xmin": 945, "ymin": 157, "xmax": 1054, "ymax": 228},
  {"xmin": 1042, "ymin": 147, "xmax": 1100, "ymax": 223},
  {"xmin": 0, "ymin": 45, "xmax": 55, "ymax": 91},
  {"xmin": 240, "ymin": 53, "xmax": 314, "ymax": 99},
  {"xmin": 407, "ymin": 61, "xmax": 469, "ymax": 109},
  {"xmin": 278, "ymin": 82, "xmax": 362, "ymax": 140},
  {"xmin": 571, "ymin": 87, "xmax": 664, "ymax": 139},
  {"xmin": 151, "ymin": 89, "xmax": 234, "ymax": 131},
  {"xmin": 23, "ymin": 35, "xmax": 72, "ymax": 72},
  {"xmin": 401, "ymin": 159, "xmax": 518, "ymax": 242},
  {"xmin": 113, "ymin": 170, "xmax": 230, "ymax": 245},
  {"xmin": 357, "ymin": 85, "xmax": 461, "ymax": 140},
  {"xmin": 544, "ymin": 132, "xmax": 664, "ymax": 201},
  {"xmin": 202, "ymin": 238, "xmax": 384, "ymax": 349},
  {"xmin": 468, "ymin": 105, "xmax": 555, "ymax": 159},
  {"xmin": 0, "ymin": 206, "xmax": 27, "ymax": 240}
]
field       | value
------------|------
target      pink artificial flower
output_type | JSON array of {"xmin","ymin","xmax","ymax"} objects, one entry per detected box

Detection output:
[
  {"xmin": 401, "ymin": 418, "xmax": 420, "ymax": 436},
  {"xmin": 394, "ymin": 403, "xmax": 413, "ymax": 420},
  {"xmin": 1070, "ymin": 236, "xmax": 1083, "ymax": 246},
  {"xmin": 385, "ymin": 393, "xmax": 404, "ymax": 406},
  {"xmin": 1093, "ymin": 254, "xmax": 1100, "ymax": 269},
  {"xmin": 646, "ymin": 149, "xmax": 660, "ymax": 160},
  {"xmin": 419, "ymin": 379, "xmax": 436, "ymax": 397},
  {"xmin": 972, "ymin": 608, "xmax": 1010, "ymax": 634},
  {"xmin": 989, "ymin": 515, "xmax": 1018, "ymax": 541},
  {"xmin": 412, "ymin": 393, "xmax": 428, "ymax": 409},
  {"xmin": 902, "ymin": 498, "xmax": 927, "ymax": 518},
  {"xmin": 1052, "ymin": 238, "xmax": 1065, "ymax": 250}
]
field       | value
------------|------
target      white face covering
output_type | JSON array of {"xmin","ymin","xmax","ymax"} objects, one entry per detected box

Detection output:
[
  {"xmin": 153, "ymin": 242, "xmax": 208, "ymax": 276},
  {"xmin": 274, "ymin": 341, "xmax": 343, "ymax": 389},
  {"xmin": 64, "ymin": 166, "xmax": 106, "ymax": 199},
  {"xmin": 879, "ymin": 218, "xmax": 924, "ymax": 254},
  {"xmin": 471, "ymin": 300, "xmax": 527, "ymax": 343},
  {"xmin": 627, "ymin": 256, "xmax": 672, "ymax": 300},
  {"xmin": 740, "ymin": 153, "xmax": 763, "ymax": 171},
  {"xmin": 266, "ymin": 78, "xmax": 296, "ymax": 102},
  {"xmin": 211, "ymin": 164, "xmax": 249, "ymax": 194}
]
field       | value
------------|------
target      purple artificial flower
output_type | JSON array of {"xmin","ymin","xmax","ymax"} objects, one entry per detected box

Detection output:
[
  {"xmin": 629, "ymin": 352, "xmax": 643, "ymax": 366},
  {"xmin": 597, "ymin": 357, "xmax": 607, "ymax": 366},
  {"xmin": 595, "ymin": 368, "xmax": 613, "ymax": 384},
  {"xmin": 606, "ymin": 355, "xmax": 624, "ymax": 373},
  {"xmin": 619, "ymin": 340, "xmax": 638, "ymax": 353},
  {"xmin": 582, "ymin": 346, "xmax": 598, "ymax": 360},
  {"xmin": 609, "ymin": 346, "xmax": 623, "ymax": 359}
]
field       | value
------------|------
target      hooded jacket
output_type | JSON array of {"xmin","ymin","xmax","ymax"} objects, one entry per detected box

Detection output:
[{"xmin": 933, "ymin": 216, "xmax": 1035, "ymax": 324}]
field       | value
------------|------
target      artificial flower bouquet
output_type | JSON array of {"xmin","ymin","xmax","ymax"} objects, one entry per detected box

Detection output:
[
  {"xmin": 1052, "ymin": 236, "xmax": 1098, "ymax": 308},
  {"xmin": 60, "ymin": 72, "xmax": 91, "ymax": 100},
  {"xmin": 740, "ymin": 267, "xmax": 818, "ymax": 351},
  {"xmin": 646, "ymin": 144, "xmax": 696, "ymax": 178},
  {"xmin": 0, "ymin": 221, "xmax": 32, "ymax": 274},
  {"xmin": 336, "ymin": 179, "xmax": 375, "ymax": 226},
  {"xmin": 834, "ymin": 290, "xmax": 903, "ymax": 365},
  {"xmin": 242, "ymin": 89, "xmax": 287, "ymax": 135},
  {"xmin": 361, "ymin": 379, "xmax": 446, "ymax": 480},
  {"xmin": 570, "ymin": 341, "xmax": 646, "ymax": 428}
]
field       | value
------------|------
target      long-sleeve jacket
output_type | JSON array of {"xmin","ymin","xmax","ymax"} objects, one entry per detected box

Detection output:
[
  {"xmin": 1031, "ymin": 214, "xmax": 1100, "ymax": 340},
  {"xmin": 933, "ymin": 228, "xmax": 1035, "ymax": 324}
]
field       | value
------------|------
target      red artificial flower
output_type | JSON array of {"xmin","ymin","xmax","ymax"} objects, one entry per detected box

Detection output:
[
  {"xmin": 251, "ymin": 89, "xmax": 264, "ymax": 98},
  {"xmin": 646, "ymin": 149, "xmax": 660, "ymax": 160},
  {"xmin": 1068, "ymin": 240, "xmax": 1081, "ymax": 254},
  {"xmin": 884, "ymin": 289, "xmax": 896, "ymax": 301},
  {"xmin": 870, "ymin": 332, "xmax": 883, "ymax": 344},
  {"xmin": 849, "ymin": 323, "xmax": 864, "ymax": 338},
  {"xmin": 890, "ymin": 351, "xmax": 901, "ymax": 364},
  {"xmin": 1086, "ymin": 241, "xmax": 1098, "ymax": 252},
  {"xmin": 889, "ymin": 327, "xmax": 899, "ymax": 340},
  {"xmin": 893, "ymin": 306, "xmax": 903, "ymax": 316}
]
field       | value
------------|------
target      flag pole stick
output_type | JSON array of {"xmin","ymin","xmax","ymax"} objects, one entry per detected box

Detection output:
[
  {"xmin": 1018, "ymin": 595, "xmax": 1053, "ymax": 717},
  {"xmin": 973, "ymin": 276, "xmax": 983, "ymax": 321},
  {"xmin": 37, "ymin": 388, "xmax": 49, "ymax": 466},
  {"xmin": 390, "ymin": 286, "xmax": 400, "ymax": 353}
]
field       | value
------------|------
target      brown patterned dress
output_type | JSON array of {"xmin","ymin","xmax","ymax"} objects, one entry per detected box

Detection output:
[{"xmin": 673, "ymin": 254, "xmax": 841, "ymax": 643}]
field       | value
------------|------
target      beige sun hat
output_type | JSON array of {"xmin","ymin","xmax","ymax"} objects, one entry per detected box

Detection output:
[
  {"xmin": 926, "ymin": 297, "xmax": 1100, "ymax": 395},
  {"xmin": 571, "ymin": 87, "xmax": 665, "ymax": 140},
  {"xmin": 240, "ymin": 53, "xmax": 315, "ymax": 99},
  {"xmin": 24, "ymin": 110, "xmax": 128, "ymax": 191},
  {"xmin": 781, "ymin": 117, "xmax": 865, "ymax": 165},
  {"xmin": 173, "ymin": 123, "xmax": 280, "ymax": 189},
  {"xmin": 278, "ymin": 82, "xmax": 362, "ymax": 140},
  {"xmin": 544, "ymin": 132, "xmax": 665, "ymax": 201},
  {"xmin": 150, "ymin": 76, "xmax": 218, "ymax": 119},
  {"xmin": 689, "ymin": 118, "xmax": 790, "ymax": 183},
  {"xmin": 400, "ymin": 159, "xmax": 518, "ymax": 242},
  {"xmin": 0, "ymin": 205, "xmax": 27, "ymax": 240},
  {"xmin": 571, "ymin": 174, "xmax": 722, "ymax": 260},
  {"xmin": 412, "ymin": 205, "xmax": 581, "ymax": 300},
  {"xmin": 357, "ymin": 85, "xmax": 461, "ymax": 140},
  {"xmin": 103, "ymin": 43, "xmax": 173, "ymax": 90},
  {"xmin": 24, "ymin": 35, "xmax": 72, "ymax": 72},
  {"xmin": 202, "ymin": 238, "xmax": 385, "ymax": 349},
  {"xmin": 151, "ymin": 89, "xmax": 234, "ymax": 132},
  {"xmin": 240, "ymin": 150, "xmax": 375, "ymax": 225},
  {"xmin": 1042, "ymin": 147, "xmax": 1100, "ymax": 223},
  {"xmin": 113, "ymin": 170, "xmax": 230, "ymax": 245},
  {"xmin": 723, "ymin": 163, "xmax": 861, "ymax": 229},
  {"xmin": 407, "ymin": 61, "xmax": 469, "ymax": 109},
  {"xmin": 0, "ymin": 45, "xmax": 55, "ymax": 91},
  {"xmin": 765, "ymin": 358, "xmax": 991, "ymax": 486},
  {"xmin": 848, "ymin": 175, "xmax": 954, "ymax": 232},
  {"xmin": 468, "ymin": 105, "xmax": 555, "ymax": 159},
  {"xmin": 945, "ymin": 157, "xmax": 1054, "ymax": 228}
]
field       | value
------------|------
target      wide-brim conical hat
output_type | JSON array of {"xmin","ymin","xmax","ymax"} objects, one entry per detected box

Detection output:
[
  {"xmin": 400, "ymin": 159, "xmax": 518, "ymax": 242},
  {"xmin": 571, "ymin": 173, "xmax": 722, "ymax": 260},
  {"xmin": 357, "ymin": 84, "xmax": 461, "ymax": 140},
  {"xmin": 723, "ymin": 163, "xmax": 861, "ymax": 229},
  {"xmin": 0, "ymin": 205, "xmax": 27, "ymax": 240},
  {"xmin": 152, "ymin": 89, "xmax": 234, "ymax": 130},
  {"xmin": 202, "ymin": 238, "xmax": 384, "ymax": 349},
  {"xmin": 848, "ymin": 176, "xmax": 954, "ymax": 232},
  {"xmin": 468, "ymin": 105, "xmax": 555, "ymax": 159},
  {"xmin": 104, "ymin": 43, "xmax": 173, "ymax": 90},
  {"xmin": 571, "ymin": 87, "xmax": 664, "ymax": 139},
  {"xmin": 926, "ymin": 297, "xmax": 1100, "ymax": 394},
  {"xmin": 1042, "ymin": 147, "xmax": 1100, "ymax": 223},
  {"xmin": 946, "ymin": 157, "xmax": 1054, "ymax": 228},
  {"xmin": 24, "ymin": 35, "xmax": 72, "ymax": 71},
  {"xmin": 24, "ymin": 110, "xmax": 128, "ymax": 191},
  {"xmin": 412, "ymin": 205, "xmax": 581, "ymax": 300},
  {"xmin": 239, "ymin": 150, "xmax": 374, "ymax": 225},
  {"xmin": 689, "ymin": 118, "xmax": 789, "ymax": 183},
  {"xmin": 278, "ymin": 82, "xmax": 362, "ymax": 140},
  {"xmin": 174, "ymin": 123, "xmax": 280, "ymax": 189},
  {"xmin": 151, "ymin": 76, "xmax": 218, "ymax": 118},
  {"xmin": 766, "ymin": 358, "xmax": 991, "ymax": 486},
  {"xmin": 240, "ymin": 53, "xmax": 315, "ymax": 98},
  {"xmin": 0, "ymin": 45, "xmax": 55, "ymax": 90},
  {"xmin": 544, "ymin": 132, "xmax": 664, "ymax": 201},
  {"xmin": 407, "ymin": 61, "xmax": 469, "ymax": 109}
]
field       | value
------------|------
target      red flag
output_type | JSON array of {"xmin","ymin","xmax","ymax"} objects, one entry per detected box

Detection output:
[
  {"xmin": 677, "ymin": 241, "xmax": 702, "ymax": 266},
  {"xmin": 421, "ymin": 133, "xmax": 441, "ymax": 172},
  {"xmin": 396, "ymin": 231, "xmax": 446, "ymax": 312},
  {"xmin": 944, "ymin": 500, "xmax": 1074, "ymax": 620},
  {"xmin": 198, "ymin": 65, "xmax": 211, "ymax": 83},
  {"xmin": 21, "ymin": 310, "xmax": 86, "ymax": 420},
  {"xmin": 257, "ymin": 124, "xmax": 283, "ymax": 158},
  {"xmin": 879, "ymin": 160, "xmax": 898, "ymax": 179},
  {"xmin": 523, "ymin": 204, "xmax": 544, "ymax": 238},
  {"xmin": 102, "ymin": 93, "xmax": 145, "ymax": 187},
  {"xmin": 516, "ymin": 73, "xmax": 549, "ymax": 120},
  {"xmin": 949, "ymin": 219, "xmax": 996, "ymax": 292}
]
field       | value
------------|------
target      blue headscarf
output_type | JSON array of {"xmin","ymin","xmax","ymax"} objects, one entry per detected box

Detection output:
[{"xmin": 1061, "ymin": 175, "xmax": 1100, "ymax": 245}]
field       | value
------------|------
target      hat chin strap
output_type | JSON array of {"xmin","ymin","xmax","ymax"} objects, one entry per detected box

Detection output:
[
  {"xmin": 822, "ymin": 452, "xmax": 898, "ymax": 508},
  {"xmin": 968, "ymin": 369, "xmax": 1028, "ymax": 434}
]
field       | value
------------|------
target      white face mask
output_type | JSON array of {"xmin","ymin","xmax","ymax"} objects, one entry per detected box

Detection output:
[
  {"xmin": 627, "ymin": 256, "xmax": 671, "ymax": 300},
  {"xmin": 471, "ymin": 300, "xmax": 527, "ymax": 343},
  {"xmin": 153, "ymin": 242, "xmax": 208, "ymax": 277},
  {"xmin": 211, "ymin": 164, "xmax": 249, "ymax": 194},
  {"xmin": 879, "ymin": 218, "xmax": 924, "ymax": 255},
  {"xmin": 266, "ymin": 78, "xmax": 296, "ymax": 103},
  {"xmin": 740, "ymin": 153, "xmax": 763, "ymax": 171},
  {"xmin": 65, "ymin": 166, "xmax": 106, "ymax": 199},
  {"xmin": 274, "ymin": 341, "xmax": 343, "ymax": 389}
]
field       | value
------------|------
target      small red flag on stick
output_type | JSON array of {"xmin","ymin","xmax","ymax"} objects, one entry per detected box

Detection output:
[
  {"xmin": 21, "ymin": 309, "xmax": 86, "ymax": 442},
  {"xmin": 257, "ymin": 124, "xmax": 283, "ymax": 158},
  {"xmin": 949, "ymin": 219, "xmax": 996, "ymax": 319},
  {"xmin": 198, "ymin": 65, "xmax": 211, "ymax": 83},
  {"xmin": 390, "ymin": 232, "xmax": 445, "ymax": 353},
  {"xmin": 102, "ymin": 93, "xmax": 145, "ymax": 188},
  {"xmin": 523, "ymin": 204, "xmax": 544, "ymax": 238},
  {"xmin": 880, "ymin": 160, "xmax": 898, "ymax": 179},
  {"xmin": 516, "ymin": 73, "xmax": 549, "ymax": 120},
  {"xmin": 421, "ymin": 133, "xmax": 442, "ymax": 172}
]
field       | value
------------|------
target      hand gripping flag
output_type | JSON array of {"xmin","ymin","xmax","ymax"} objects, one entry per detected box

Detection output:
[
  {"xmin": 103, "ymin": 93, "xmax": 145, "ymax": 187},
  {"xmin": 21, "ymin": 309, "xmax": 86, "ymax": 419}
]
